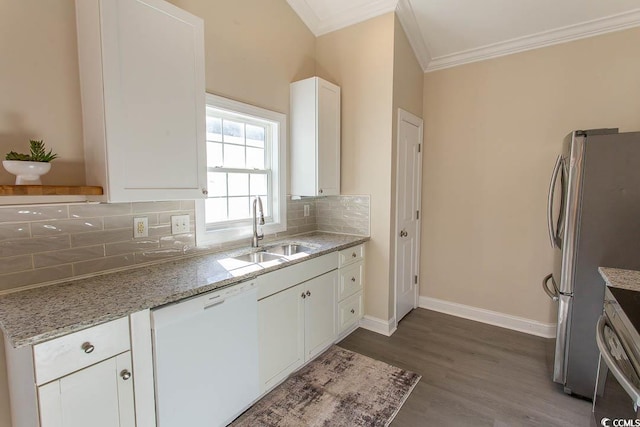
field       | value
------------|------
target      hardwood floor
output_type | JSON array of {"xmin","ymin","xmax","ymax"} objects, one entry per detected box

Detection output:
[{"xmin": 338, "ymin": 308, "xmax": 593, "ymax": 427}]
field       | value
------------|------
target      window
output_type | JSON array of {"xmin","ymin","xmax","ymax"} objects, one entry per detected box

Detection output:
[{"xmin": 196, "ymin": 94, "xmax": 286, "ymax": 244}]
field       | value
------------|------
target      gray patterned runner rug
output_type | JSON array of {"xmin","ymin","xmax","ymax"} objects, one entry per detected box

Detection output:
[{"xmin": 231, "ymin": 345, "xmax": 421, "ymax": 427}]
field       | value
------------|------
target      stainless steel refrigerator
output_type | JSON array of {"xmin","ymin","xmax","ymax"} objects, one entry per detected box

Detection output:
[{"xmin": 543, "ymin": 128, "xmax": 640, "ymax": 398}]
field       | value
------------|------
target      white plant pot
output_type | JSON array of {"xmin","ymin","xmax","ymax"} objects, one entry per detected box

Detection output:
[{"xmin": 2, "ymin": 161, "xmax": 52, "ymax": 185}]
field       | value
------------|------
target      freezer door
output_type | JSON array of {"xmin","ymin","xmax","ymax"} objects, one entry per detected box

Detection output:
[{"xmin": 553, "ymin": 293, "xmax": 573, "ymax": 385}]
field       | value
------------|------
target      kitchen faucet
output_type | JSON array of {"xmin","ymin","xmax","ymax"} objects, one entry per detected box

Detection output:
[{"xmin": 251, "ymin": 196, "xmax": 265, "ymax": 247}]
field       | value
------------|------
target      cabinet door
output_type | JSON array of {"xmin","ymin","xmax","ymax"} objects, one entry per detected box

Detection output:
[
  {"xmin": 78, "ymin": 0, "xmax": 206, "ymax": 201},
  {"xmin": 38, "ymin": 352, "xmax": 134, "ymax": 427},
  {"xmin": 316, "ymin": 79, "xmax": 340, "ymax": 196},
  {"xmin": 258, "ymin": 284, "xmax": 305, "ymax": 392},
  {"xmin": 304, "ymin": 271, "xmax": 337, "ymax": 361}
]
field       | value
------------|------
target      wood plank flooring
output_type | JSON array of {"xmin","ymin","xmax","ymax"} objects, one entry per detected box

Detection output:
[{"xmin": 338, "ymin": 308, "xmax": 593, "ymax": 427}]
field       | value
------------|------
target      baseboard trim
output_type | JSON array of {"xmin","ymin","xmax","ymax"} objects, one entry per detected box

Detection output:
[
  {"xmin": 419, "ymin": 296, "xmax": 556, "ymax": 338},
  {"xmin": 359, "ymin": 315, "xmax": 397, "ymax": 337}
]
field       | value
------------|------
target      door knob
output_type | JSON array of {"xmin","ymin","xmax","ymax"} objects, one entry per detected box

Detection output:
[{"xmin": 400, "ymin": 230, "xmax": 408, "ymax": 237}]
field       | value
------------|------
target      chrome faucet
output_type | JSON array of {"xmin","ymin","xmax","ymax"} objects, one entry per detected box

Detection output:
[{"xmin": 251, "ymin": 196, "xmax": 265, "ymax": 247}]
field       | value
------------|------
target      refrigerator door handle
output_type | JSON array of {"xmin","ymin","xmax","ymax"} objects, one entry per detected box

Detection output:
[
  {"xmin": 547, "ymin": 155, "xmax": 563, "ymax": 248},
  {"xmin": 542, "ymin": 273, "xmax": 559, "ymax": 301}
]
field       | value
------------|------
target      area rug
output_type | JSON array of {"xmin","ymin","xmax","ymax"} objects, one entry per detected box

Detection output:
[{"xmin": 231, "ymin": 345, "xmax": 421, "ymax": 427}]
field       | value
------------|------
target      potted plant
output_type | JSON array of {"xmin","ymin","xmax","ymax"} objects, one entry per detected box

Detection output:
[{"xmin": 3, "ymin": 140, "xmax": 58, "ymax": 185}]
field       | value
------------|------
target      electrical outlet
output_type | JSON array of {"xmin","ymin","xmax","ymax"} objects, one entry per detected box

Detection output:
[
  {"xmin": 171, "ymin": 214, "xmax": 190, "ymax": 234},
  {"xmin": 133, "ymin": 217, "xmax": 148, "ymax": 238},
  {"xmin": 303, "ymin": 204, "xmax": 310, "ymax": 217}
]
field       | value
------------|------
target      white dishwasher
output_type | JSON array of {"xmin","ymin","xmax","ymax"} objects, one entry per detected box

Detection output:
[{"xmin": 151, "ymin": 280, "xmax": 259, "ymax": 427}]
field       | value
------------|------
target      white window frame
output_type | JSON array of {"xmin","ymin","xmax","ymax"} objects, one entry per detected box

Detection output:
[{"xmin": 196, "ymin": 94, "xmax": 287, "ymax": 245}]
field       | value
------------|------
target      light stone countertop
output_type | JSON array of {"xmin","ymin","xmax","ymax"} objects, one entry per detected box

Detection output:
[
  {"xmin": 0, "ymin": 232, "xmax": 369, "ymax": 348},
  {"xmin": 598, "ymin": 267, "xmax": 640, "ymax": 292}
]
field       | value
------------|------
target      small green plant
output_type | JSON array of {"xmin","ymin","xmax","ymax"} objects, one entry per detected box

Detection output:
[{"xmin": 5, "ymin": 140, "xmax": 58, "ymax": 162}]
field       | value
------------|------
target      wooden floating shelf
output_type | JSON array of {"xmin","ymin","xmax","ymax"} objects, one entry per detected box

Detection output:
[{"xmin": 0, "ymin": 185, "xmax": 103, "ymax": 196}]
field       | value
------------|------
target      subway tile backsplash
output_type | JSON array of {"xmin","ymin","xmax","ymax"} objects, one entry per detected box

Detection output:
[
  {"xmin": 0, "ymin": 195, "xmax": 370, "ymax": 293},
  {"xmin": 317, "ymin": 195, "xmax": 370, "ymax": 236}
]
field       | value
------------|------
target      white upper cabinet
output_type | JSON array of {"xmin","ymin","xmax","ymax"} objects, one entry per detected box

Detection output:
[
  {"xmin": 290, "ymin": 77, "xmax": 341, "ymax": 196},
  {"xmin": 75, "ymin": 0, "xmax": 207, "ymax": 202}
]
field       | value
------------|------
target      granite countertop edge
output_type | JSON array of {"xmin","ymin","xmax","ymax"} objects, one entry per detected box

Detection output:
[
  {"xmin": 598, "ymin": 267, "xmax": 640, "ymax": 292},
  {"xmin": 0, "ymin": 232, "xmax": 369, "ymax": 348}
]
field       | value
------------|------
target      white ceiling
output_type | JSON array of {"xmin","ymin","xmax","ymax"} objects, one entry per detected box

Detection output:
[{"xmin": 287, "ymin": 0, "xmax": 640, "ymax": 71}]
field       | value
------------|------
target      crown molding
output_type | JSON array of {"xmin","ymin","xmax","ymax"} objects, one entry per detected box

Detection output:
[
  {"xmin": 426, "ymin": 8, "xmax": 640, "ymax": 72},
  {"xmin": 287, "ymin": 0, "xmax": 398, "ymax": 36},
  {"xmin": 395, "ymin": 0, "xmax": 431, "ymax": 71}
]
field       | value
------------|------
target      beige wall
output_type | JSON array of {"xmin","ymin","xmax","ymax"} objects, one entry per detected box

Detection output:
[
  {"xmin": 0, "ymin": 0, "xmax": 85, "ymax": 186},
  {"xmin": 316, "ymin": 13, "xmax": 395, "ymax": 321},
  {"xmin": 390, "ymin": 16, "xmax": 424, "ymax": 316},
  {"xmin": 168, "ymin": 0, "xmax": 315, "ymax": 116},
  {"xmin": 421, "ymin": 27, "xmax": 640, "ymax": 324}
]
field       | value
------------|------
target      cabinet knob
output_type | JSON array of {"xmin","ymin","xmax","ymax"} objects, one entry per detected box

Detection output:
[
  {"xmin": 81, "ymin": 342, "xmax": 95, "ymax": 354},
  {"xmin": 301, "ymin": 292, "xmax": 306, "ymax": 299},
  {"xmin": 202, "ymin": 188, "xmax": 208, "ymax": 195},
  {"xmin": 351, "ymin": 277, "xmax": 356, "ymax": 282},
  {"xmin": 352, "ymin": 252, "xmax": 357, "ymax": 258},
  {"xmin": 319, "ymin": 189, "xmax": 323, "ymax": 194},
  {"xmin": 120, "ymin": 370, "xmax": 132, "ymax": 381},
  {"xmin": 306, "ymin": 290, "xmax": 311, "ymax": 297},
  {"xmin": 350, "ymin": 309, "xmax": 355, "ymax": 314}
]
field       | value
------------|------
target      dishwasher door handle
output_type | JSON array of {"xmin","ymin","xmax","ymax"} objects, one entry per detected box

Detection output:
[{"xmin": 204, "ymin": 295, "xmax": 226, "ymax": 309}]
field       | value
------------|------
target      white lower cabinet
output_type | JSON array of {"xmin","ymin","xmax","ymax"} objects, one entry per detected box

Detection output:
[
  {"xmin": 4, "ymin": 317, "xmax": 143, "ymax": 427},
  {"xmin": 258, "ymin": 283, "xmax": 305, "ymax": 392},
  {"xmin": 304, "ymin": 272, "xmax": 337, "ymax": 360},
  {"xmin": 38, "ymin": 352, "xmax": 135, "ymax": 427},
  {"xmin": 336, "ymin": 244, "xmax": 365, "ymax": 337},
  {"xmin": 258, "ymin": 269, "xmax": 337, "ymax": 392},
  {"xmin": 337, "ymin": 292, "xmax": 364, "ymax": 335}
]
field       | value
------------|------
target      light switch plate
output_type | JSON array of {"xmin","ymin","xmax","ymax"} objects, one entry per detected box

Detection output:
[
  {"xmin": 171, "ymin": 214, "xmax": 190, "ymax": 234},
  {"xmin": 133, "ymin": 217, "xmax": 148, "ymax": 238}
]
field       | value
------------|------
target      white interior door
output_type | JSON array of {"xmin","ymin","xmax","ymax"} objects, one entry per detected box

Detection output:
[{"xmin": 395, "ymin": 109, "xmax": 423, "ymax": 324}]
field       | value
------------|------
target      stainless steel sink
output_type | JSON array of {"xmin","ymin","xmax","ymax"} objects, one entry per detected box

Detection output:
[
  {"xmin": 265, "ymin": 244, "xmax": 313, "ymax": 256},
  {"xmin": 232, "ymin": 252, "xmax": 285, "ymax": 263}
]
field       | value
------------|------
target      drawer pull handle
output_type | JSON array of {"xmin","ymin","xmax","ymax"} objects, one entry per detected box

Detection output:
[
  {"xmin": 81, "ymin": 342, "xmax": 95, "ymax": 354},
  {"xmin": 352, "ymin": 252, "xmax": 357, "ymax": 258},
  {"xmin": 120, "ymin": 370, "xmax": 132, "ymax": 381},
  {"xmin": 306, "ymin": 290, "xmax": 311, "ymax": 297},
  {"xmin": 351, "ymin": 277, "xmax": 356, "ymax": 282},
  {"xmin": 301, "ymin": 292, "xmax": 306, "ymax": 299},
  {"xmin": 350, "ymin": 309, "xmax": 355, "ymax": 314}
]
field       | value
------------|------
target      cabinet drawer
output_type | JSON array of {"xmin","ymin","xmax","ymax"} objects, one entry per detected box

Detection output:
[
  {"xmin": 258, "ymin": 252, "xmax": 338, "ymax": 300},
  {"xmin": 338, "ymin": 244, "xmax": 364, "ymax": 267},
  {"xmin": 338, "ymin": 261, "xmax": 363, "ymax": 300},
  {"xmin": 33, "ymin": 317, "xmax": 130, "ymax": 385},
  {"xmin": 337, "ymin": 292, "xmax": 363, "ymax": 335}
]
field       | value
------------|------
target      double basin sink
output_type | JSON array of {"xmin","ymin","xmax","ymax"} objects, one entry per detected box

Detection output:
[{"xmin": 231, "ymin": 244, "xmax": 313, "ymax": 265}]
